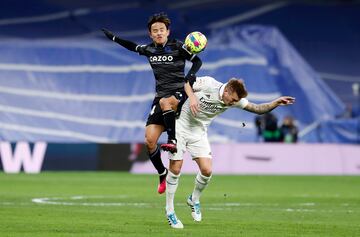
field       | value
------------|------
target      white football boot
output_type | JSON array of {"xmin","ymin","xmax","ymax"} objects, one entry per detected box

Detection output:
[
  {"xmin": 166, "ymin": 212, "xmax": 184, "ymax": 229},
  {"xmin": 187, "ymin": 195, "xmax": 202, "ymax": 222}
]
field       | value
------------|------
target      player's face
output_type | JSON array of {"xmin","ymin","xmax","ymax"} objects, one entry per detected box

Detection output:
[
  {"xmin": 149, "ymin": 22, "xmax": 170, "ymax": 45},
  {"xmin": 222, "ymin": 88, "xmax": 240, "ymax": 106}
]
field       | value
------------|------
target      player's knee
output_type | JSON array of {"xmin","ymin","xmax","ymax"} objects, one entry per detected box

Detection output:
[
  {"xmin": 144, "ymin": 137, "xmax": 157, "ymax": 151},
  {"xmin": 169, "ymin": 160, "xmax": 182, "ymax": 175},
  {"xmin": 200, "ymin": 168, "xmax": 212, "ymax": 177},
  {"xmin": 159, "ymin": 97, "xmax": 177, "ymax": 111},
  {"xmin": 159, "ymin": 98, "xmax": 169, "ymax": 110},
  {"xmin": 169, "ymin": 167, "xmax": 181, "ymax": 175}
]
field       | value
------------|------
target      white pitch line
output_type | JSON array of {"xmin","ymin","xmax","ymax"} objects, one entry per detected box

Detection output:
[
  {"xmin": 285, "ymin": 208, "xmax": 314, "ymax": 212},
  {"xmin": 32, "ymin": 195, "xmax": 149, "ymax": 207},
  {"xmin": 23, "ymin": 197, "xmax": 358, "ymax": 213},
  {"xmin": 0, "ymin": 202, "xmax": 32, "ymax": 206},
  {"xmin": 298, "ymin": 203, "xmax": 316, "ymax": 206},
  {"xmin": 32, "ymin": 199, "xmax": 149, "ymax": 207}
]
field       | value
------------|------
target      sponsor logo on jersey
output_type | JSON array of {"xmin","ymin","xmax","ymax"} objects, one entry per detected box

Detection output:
[
  {"xmin": 149, "ymin": 55, "xmax": 174, "ymax": 63},
  {"xmin": 199, "ymin": 97, "xmax": 223, "ymax": 113}
]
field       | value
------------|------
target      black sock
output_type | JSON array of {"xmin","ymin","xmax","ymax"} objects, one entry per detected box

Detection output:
[
  {"xmin": 163, "ymin": 109, "xmax": 176, "ymax": 142},
  {"xmin": 149, "ymin": 146, "xmax": 166, "ymax": 174}
]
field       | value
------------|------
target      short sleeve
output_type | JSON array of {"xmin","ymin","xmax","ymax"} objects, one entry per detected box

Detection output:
[
  {"xmin": 193, "ymin": 76, "xmax": 221, "ymax": 92},
  {"xmin": 234, "ymin": 98, "xmax": 249, "ymax": 109}
]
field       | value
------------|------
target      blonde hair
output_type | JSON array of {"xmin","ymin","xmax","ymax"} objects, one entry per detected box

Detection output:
[{"xmin": 226, "ymin": 78, "xmax": 248, "ymax": 98}]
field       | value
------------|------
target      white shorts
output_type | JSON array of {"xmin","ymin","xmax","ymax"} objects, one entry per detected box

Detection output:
[{"xmin": 169, "ymin": 130, "xmax": 212, "ymax": 160}]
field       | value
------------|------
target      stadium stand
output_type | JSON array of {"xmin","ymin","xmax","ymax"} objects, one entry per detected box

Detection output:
[{"xmin": 0, "ymin": 0, "xmax": 358, "ymax": 143}]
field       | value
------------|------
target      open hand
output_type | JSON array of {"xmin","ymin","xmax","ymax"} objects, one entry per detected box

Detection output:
[
  {"xmin": 189, "ymin": 96, "xmax": 200, "ymax": 116},
  {"xmin": 277, "ymin": 96, "xmax": 295, "ymax": 106}
]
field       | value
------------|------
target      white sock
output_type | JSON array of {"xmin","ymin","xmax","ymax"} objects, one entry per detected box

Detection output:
[
  {"xmin": 191, "ymin": 172, "xmax": 211, "ymax": 203},
  {"xmin": 166, "ymin": 170, "xmax": 180, "ymax": 214}
]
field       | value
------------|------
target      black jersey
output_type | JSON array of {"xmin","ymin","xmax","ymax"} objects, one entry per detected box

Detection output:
[{"xmin": 137, "ymin": 39, "xmax": 195, "ymax": 98}]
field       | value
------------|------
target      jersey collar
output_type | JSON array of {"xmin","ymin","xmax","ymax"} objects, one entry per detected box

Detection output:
[
  {"xmin": 219, "ymin": 83, "xmax": 227, "ymax": 102},
  {"xmin": 154, "ymin": 39, "xmax": 168, "ymax": 48}
]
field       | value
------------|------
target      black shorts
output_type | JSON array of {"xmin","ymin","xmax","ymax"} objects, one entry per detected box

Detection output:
[{"xmin": 146, "ymin": 90, "xmax": 187, "ymax": 126}]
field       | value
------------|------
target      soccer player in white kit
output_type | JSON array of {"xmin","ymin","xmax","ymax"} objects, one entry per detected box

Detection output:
[{"xmin": 165, "ymin": 76, "xmax": 295, "ymax": 228}]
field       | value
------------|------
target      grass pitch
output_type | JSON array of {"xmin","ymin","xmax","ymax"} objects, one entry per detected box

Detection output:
[{"xmin": 0, "ymin": 172, "xmax": 359, "ymax": 236}]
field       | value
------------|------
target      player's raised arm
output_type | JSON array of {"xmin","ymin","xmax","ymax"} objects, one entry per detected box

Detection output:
[
  {"xmin": 101, "ymin": 28, "xmax": 139, "ymax": 52},
  {"xmin": 179, "ymin": 38, "xmax": 203, "ymax": 87},
  {"xmin": 185, "ymin": 55, "xmax": 202, "ymax": 86},
  {"xmin": 183, "ymin": 55, "xmax": 202, "ymax": 116},
  {"xmin": 244, "ymin": 96, "xmax": 295, "ymax": 115}
]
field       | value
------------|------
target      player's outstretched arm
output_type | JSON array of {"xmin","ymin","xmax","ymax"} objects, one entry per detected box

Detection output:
[
  {"xmin": 101, "ymin": 28, "xmax": 138, "ymax": 52},
  {"xmin": 244, "ymin": 96, "xmax": 295, "ymax": 115}
]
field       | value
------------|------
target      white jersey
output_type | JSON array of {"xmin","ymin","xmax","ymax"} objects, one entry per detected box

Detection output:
[{"xmin": 177, "ymin": 76, "xmax": 249, "ymax": 134}]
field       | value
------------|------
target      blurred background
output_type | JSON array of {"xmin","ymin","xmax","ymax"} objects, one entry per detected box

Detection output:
[{"xmin": 0, "ymin": 0, "xmax": 359, "ymax": 174}]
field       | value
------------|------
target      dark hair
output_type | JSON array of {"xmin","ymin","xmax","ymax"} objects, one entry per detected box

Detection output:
[
  {"xmin": 227, "ymin": 78, "xmax": 248, "ymax": 98},
  {"xmin": 147, "ymin": 12, "xmax": 171, "ymax": 31}
]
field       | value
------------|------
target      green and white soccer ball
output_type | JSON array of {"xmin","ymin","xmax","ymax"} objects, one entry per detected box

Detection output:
[{"xmin": 184, "ymin": 31, "xmax": 207, "ymax": 54}]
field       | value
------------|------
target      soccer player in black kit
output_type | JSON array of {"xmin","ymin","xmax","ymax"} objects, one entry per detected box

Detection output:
[{"xmin": 102, "ymin": 13, "xmax": 202, "ymax": 194}]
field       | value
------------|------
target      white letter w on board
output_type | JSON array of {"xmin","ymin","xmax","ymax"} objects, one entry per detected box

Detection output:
[{"xmin": 0, "ymin": 142, "xmax": 47, "ymax": 173}]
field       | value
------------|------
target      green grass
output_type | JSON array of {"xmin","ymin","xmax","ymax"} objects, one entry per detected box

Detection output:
[{"xmin": 0, "ymin": 172, "xmax": 359, "ymax": 236}]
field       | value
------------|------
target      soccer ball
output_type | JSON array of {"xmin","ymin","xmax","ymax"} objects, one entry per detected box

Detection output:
[{"xmin": 184, "ymin": 31, "xmax": 207, "ymax": 54}]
